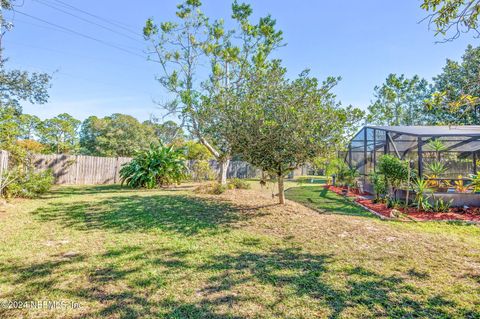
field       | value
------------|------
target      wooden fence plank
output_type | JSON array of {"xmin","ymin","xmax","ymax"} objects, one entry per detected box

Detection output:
[{"xmin": 4, "ymin": 151, "xmax": 308, "ymax": 185}]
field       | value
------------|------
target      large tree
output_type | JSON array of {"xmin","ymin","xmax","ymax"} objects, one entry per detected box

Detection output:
[
  {"xmin": 220, "ymin": 61, "xmax": 357, "ymax": 204},
  {"xmin": 79, "ymin": 114, "xmax": 157, "ymax": 157},
  {"xmin": 426, "ymin": 45, "xmax": 480, "ymax": 124},
  {"xmin": 143, "ymin": 0, "xmax": 283, "ymax": 184},
  {"xmin": 367, "ymin": 74, "xmax": 432, "ymax": 126},
  {"xmin": 39, "ymin": 113, "xmax": 81, "ymax": 154},
  {"xmin": 421, "ymin": 0, "xmax": 480, "ymax": 41}
]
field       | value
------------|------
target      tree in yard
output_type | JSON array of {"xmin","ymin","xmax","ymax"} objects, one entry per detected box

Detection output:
[
  {"xmin": 143, "ymin": 0, "xmax": 283, "ymax": 184},
  {"xmin": 420, "ymin": 0, "xmax": 480, "ymax": 41},
  {"xmin": 219, "ymin": 61, "xmax": 357, "ymax": 204},
  {"xmin": 425, "ymin": 45, "xmax": 480, "ymax": 125},
  {"xmin": 39, "ymin": 113, "xmax": 81, "ymax": 154},
  {"xmin": 367, "ymin": 74, "xmax": 432, "ymax": 126},
  {"xmin": 79, "ymin": 114, "xmax": 157, "ymax": 157}
]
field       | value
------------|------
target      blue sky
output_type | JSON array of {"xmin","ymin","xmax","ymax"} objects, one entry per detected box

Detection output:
[{"xmin": 5, "ymin": 0, "xmax": 476, "ymax": 122}]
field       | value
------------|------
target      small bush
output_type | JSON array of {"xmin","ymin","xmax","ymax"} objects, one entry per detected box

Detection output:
[
  {"xmin": 4, "ymin": 169, "xmax": 54, "ymax": 199},
  {"xmin": 194, "ymin": 182, "xmax": 227, "ymax": 195},
  {"xmin": 432, "ymin": 197, "xmax": 452, "ymax": 213},
  {"xmin": 210, "ymin": 183, "xmax": 227, "ymax": 194},
  {"xmin": 228, "ymin": 178, "xmax": 250, "ymax": 190}
]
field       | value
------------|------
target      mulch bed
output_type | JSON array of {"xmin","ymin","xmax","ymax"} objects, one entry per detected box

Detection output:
[{"xmin": 325, "ymin": 185, "xmax": 480, "ymax": 222}]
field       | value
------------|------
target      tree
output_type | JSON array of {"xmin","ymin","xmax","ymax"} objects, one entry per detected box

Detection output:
[
  {"xmin": 421, "ymin": 0, "xmax": 480, "ymax": 41},
  {"xmin": 143, "ymin": 0, "xmax": 283, "ymax": 184},
  {"xmin": 220, "ymin": 62, "xmax": 356, "ymax": 204},
  {"xmin": 39, "ymin": 113, "xmax": 80, "ymax": 154},
  {"xmin": 143, "ymin": 118, "xmax": 184, "ymax": 146},
  {"xmin": 18, "ymin": 113, "xmax": 41, "ymax": 139},
  {"xmin": 367, "ymin": 74, "xmax": 432, "ymax": 125},
  {"xmin": 79, "ymin": 114, "xmax": 157, "ymax": 157},
  {"xmin": 426, "ymin": 45, "xmax": 480, "ymax": 124}
]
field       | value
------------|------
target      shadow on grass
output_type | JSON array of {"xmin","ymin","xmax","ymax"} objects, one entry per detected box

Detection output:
[
  {"xmin": 32, "ymin": 194, "xmax": 262, "ymax": 236},
  {"xmin": 1, "ymin": 245, "xmax": 476, "ymax": 318},
  {"xmin": 286, "ymin": 186, "xmax": 373, "ymax": 218}
]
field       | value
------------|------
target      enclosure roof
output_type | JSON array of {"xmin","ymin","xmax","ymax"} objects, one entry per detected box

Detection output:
[{"xmin": 365, "ymin": 125, "xmax": 480, "ymax": 137}]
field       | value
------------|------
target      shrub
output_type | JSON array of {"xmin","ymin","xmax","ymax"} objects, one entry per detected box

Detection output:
[
  {"xmin": 432, "ymin": 197, "xmax": 452, "ymax": 213},
  {"xmin": 120, "ymin": 144, "xmax": 187, "ymax": 189},
  {"xmin": 3, "ymin": 169, "xmax": 54, "ymax": 199},
  {"xmin": 377, "ymin": 155, "xmax": 412, "ymax": 199},
  {"xmin": 228, "ymin": 178, "xmax": 251, "ymax": 190},
  {"xmin": 370, "ymin": 172, "xmax": 387, "ymax": 201},
  {"xmin": 194, "ymin": 182, "xmax": 227, "ymax": 195}
]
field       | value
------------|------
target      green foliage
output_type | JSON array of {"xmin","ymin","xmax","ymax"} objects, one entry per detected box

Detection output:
[
  {"xmin": 367, "ymin": 74, "xmax": 432, "ymax": 125},
  {"xmin": 38, "ymin": 113, "xmax": 81, "ymax": 154},
  {"xmin": 427, "ymin": 138, "xmax": 447, "ymax": 153},
  {"xmin": 333, "ymin": 160, "xmax": 351, "ymax": 186},
  {"xmin": 470, "ymin": 172, "xmax": 480, "ymax": 192},
  {"xmin": 377, "ymin": 155, "xmax": 411, "ymax": 190},
  {"xmin": 431, "ymin": 196, "xmax": 453, "ymax": 213},
  {"xmin": 344, "ymin": 167, "xmax": 359, "ymax": 188},
  {"xmin": 189, "ymin": 160, "xmax": 216, "ymax": 182},
  {"xmin": 184, "ymin": 141, "xmax": 213, "ymax": 160},
  {"xmin": 425, "ymin": 161, "xmax": 448, "ymax": 176},
  {"xmin": 80, "ymin": 114, "xmax": 158, "ymax": 157},
  {"xmin": 228, "ymin": 178, "xmax": 250, "ymax": 190},
  {"xmin": 413, "ymin": 178, "xmax": 432, "ymax": 211},
  {"xmin": 143, "ymin": 118, "xmax": 184, "ymax": 146},
  {"xmin": 216, "ymin": 61, "xmax": 357, "ymax": 204},
  {"xmin": 2, "ymin": 168, "xmax": 54, "ymax": 199},
  {"xmin": 420, "ymin": 0, "xmax": 480, "ymax": 41},
  {"xmin": 386, "ymin": 197, "xmax": 403, "ymax": 209},
  {"xmin": 426, "ymin": 45, "xmax": 480, "ymax": 125},
  {"xmin": 370, "ymin": 172, "xmax": 387, "ymax": 201},
  {"xmin": 120, "ymin": 144, "xmax": 187, "ymax": 189}
]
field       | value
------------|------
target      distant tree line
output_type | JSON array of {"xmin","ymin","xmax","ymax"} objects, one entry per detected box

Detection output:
[{"xmin": 0, "ymin": 110, "xmax": 214, "ymax": 160}]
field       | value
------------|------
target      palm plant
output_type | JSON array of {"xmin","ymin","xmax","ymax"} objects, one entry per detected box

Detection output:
[
  {"xmin": 120, "ymin": 144, "xmax": 187, "ymax": 189},
  {"xmin": 427, "ymin": 139, "xmax": 446, "ymax": 161},
  {"xmin": 425, "ymin": 161, "xmax": 448, "ymax": 188},
  {"xmin": 413, "ymin": 178, "xmax": 432, "ymax": 211}
]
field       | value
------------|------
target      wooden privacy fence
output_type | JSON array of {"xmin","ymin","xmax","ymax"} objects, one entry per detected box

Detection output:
[
  {"xmin": 1, "ymin": 150, "xmax": 307, "ymax": 185},
  {"xmin": 32, "ymin": 154, "xmax": 262, "ymax": 185},
  {"xmin": 33, "ymin": 154, "xmax": 132, "ymax": 185}
]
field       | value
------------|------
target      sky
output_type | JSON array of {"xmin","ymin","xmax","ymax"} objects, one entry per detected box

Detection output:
[{"xmin": 4, "ymin": 0, "xmax": 477, "ymax": 122}]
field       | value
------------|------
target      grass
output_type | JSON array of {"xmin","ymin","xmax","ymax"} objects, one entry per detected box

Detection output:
[
  {"xmin": 285, "ymin": 186, "xmax": 373, "ymax": 217},
  {"xmin": 0, "ymin": 183, "xmax": 479, "ymax": 318}
]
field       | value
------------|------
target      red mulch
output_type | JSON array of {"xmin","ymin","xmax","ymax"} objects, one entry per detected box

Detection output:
[{"xmin": 325, "ymin": 185, "xmax": 480, "ymax": 222}]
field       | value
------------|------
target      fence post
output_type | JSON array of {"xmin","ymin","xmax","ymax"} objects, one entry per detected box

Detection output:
[{"xmin": 114, "ymin": 157, "xmax": 119, "ymax": 184}]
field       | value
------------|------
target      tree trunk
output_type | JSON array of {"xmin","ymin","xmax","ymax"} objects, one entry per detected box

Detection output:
[
  {"xmin": 278, "ymin": 173, "xmax": 285, "ymax": 204},
  {"xmin": 218, "ymin": 158, "xmax": 230, "ymax": 185}
]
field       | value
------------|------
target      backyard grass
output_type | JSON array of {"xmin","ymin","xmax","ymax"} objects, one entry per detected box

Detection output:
[{"xmin": 0, "ymin": 183, "xmax": 479, "ymax": 318}]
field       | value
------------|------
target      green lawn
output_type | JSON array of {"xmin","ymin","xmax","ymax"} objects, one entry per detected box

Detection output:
[
  {"xmin": 0, "ymin": 184, "xmax": 479, "ymax": 318},
  {"xmin": 285, "ymin": 186, "xmax": 373, "ymax": 217}
]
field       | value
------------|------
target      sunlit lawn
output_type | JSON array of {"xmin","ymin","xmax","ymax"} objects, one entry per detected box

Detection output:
[{"xmin": 0, "ymin": 183, "xmax": 479, "ymax": 318}]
